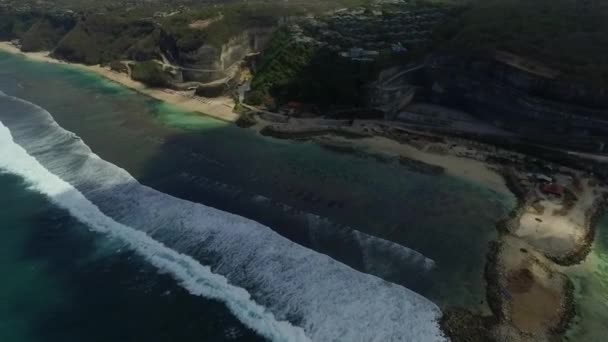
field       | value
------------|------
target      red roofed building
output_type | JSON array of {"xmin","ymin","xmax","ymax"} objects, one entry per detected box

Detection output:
[
  {"xmin": 541, "ymin": 183, "xmax": 564, "ymax": 196},
  {"xmin": 286, "ymin": 101, "xmax": 303, "ymax": 116},
  {"xmin": 287, "ymin": 101, "xmax": 303, "ymax": 109}
]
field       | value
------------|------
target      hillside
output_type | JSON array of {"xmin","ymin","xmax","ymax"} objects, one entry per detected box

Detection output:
[{"xmin": 436, "ymin": 0, "xmax": 608, "ymax": 84}]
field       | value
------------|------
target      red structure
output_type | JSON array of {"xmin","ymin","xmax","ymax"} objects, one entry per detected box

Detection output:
[
  {"xmin": 287, "ymin": 101, "xmax": 303, "ymax": 109},
  {"xmin": 286, "ymin": 101, "xmax": 304, "ymax": 116},
  {"xmin": 541, "ymin": 183, "xmax": 565, "ymax": 196}
]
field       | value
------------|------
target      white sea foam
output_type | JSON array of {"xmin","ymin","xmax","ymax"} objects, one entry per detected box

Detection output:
[
  {"xmin": 0, "ymin": 92, "xmax": 447, "ymax": 341},
  {"xmin": 0, "ymin": 121, "xmax": 310, "ymax": 342}
]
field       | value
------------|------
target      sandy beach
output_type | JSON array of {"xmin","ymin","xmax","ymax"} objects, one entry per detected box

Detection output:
[
  {"xmin": 358, "ymin": 135, "xmax": 511, "ymax": 195},
  {"xmin": 254, "ymin": 118, "xmax": 513, "ymax": 196},
  {"xmin": 0, "ymin": 42, "xmax": 239, "ymax": 122}
]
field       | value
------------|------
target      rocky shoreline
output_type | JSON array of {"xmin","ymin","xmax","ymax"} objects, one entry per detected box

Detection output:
[
  {"xmin": 259, "ymin": 123, "xmax": 449, "ymax": 176},
  {"xmin": 398, "ymin": 156, "xmax": 445, "ymax": 175},
  {"xmin": 259, "ymin": 124, "xmax": 371, "ymax": 140}
]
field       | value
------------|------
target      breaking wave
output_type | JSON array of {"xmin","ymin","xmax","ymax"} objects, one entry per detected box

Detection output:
[
  {"xmin": 0, "ymin": 91, "xmax": 446, "ymax": 341},
  {"xmin": 175, "ymin": 171, "xmax": 436, "ymax": 282}
]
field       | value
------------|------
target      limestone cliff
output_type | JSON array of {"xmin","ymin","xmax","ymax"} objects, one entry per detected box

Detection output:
[
  {"xmin": 0, "ymin": 9, "xmax": 274, "ymax": 86},
  {"xmin": 428, "ymin": 55, "xmax": 608, "ymax": 152},
  {"xmin": 178, "ymin": 28, "xmax": 273, "ymax": 83}
]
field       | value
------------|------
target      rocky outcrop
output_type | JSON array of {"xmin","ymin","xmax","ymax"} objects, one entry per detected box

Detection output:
[
  {"xmin": 259, "ymin": 125, "xmax": 371, "ymax": 140},
  {"xmin": 131, "ymin": 60, "xmax": 172, "ymax": 87},
  {"xmin": 195, "ymin": 83, "xmax": 225, "ymax": 97}
]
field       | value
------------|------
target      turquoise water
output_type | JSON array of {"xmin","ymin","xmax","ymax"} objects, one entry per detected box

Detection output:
[
  {"xmin": 565, "ymin": 217, "xmax": 608, "ymax": 341},
  {"xmin": 0, "ymin": 50, "xmax": 519, "ymax": 340}
]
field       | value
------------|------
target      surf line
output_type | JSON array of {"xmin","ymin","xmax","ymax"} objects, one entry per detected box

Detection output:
[
  {"xmin": 0, "ymin": 120, "xmax": 311, "ymax": 342},
  {"xmin": 0, "ymin": 90, "xmax": 446, "ymax": 342}
]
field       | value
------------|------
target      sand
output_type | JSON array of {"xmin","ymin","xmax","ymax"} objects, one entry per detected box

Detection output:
[
  {"xmin": 0, "ymin": 42, "xmax": 238, "ymax": 122},
  {"xmin": 496, "ymin": 236, "xmax": 569, "ymax": 340},
  {"xmin": 251, "ymin": 114, "xmax": 512, "ymax": 196},
  {"xmin": 355, "ymin": 135, "xmax": 511, "ymax": 196},
  {"xmin": 515, "ymin": 178, "xmax": 606, "ymax": 258}
]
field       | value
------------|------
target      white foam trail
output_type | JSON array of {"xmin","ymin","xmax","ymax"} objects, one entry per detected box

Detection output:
[
  {"xmin": 180, "ymin": 172, "xmax": 436, "ymax": 279},
  {"xmin": 0, "ymin": 121, "xmax": 310, "ymax": 342},
  {"xmin": 0, "ymin": 93, "xmax": 447, "ymax": 341}
]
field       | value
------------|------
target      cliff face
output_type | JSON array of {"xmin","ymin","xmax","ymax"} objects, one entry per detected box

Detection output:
[
  {"xmin": 433, "ymin": 56, "xmax": 608, "ymax": 109},
  {"xmin": 0, "ymin": 9, "xmax": 274, "ymax": 85},
  {"xmin": 221, "ymin": 27, "xmax": 273, "ymax": 68},
  {"xmin": 428, "ymin": 55, "xmax": 608, "ymax": 151},
  {"xmin": 178, "ymin": 28, "xmax": 273, "ymax": 83}
]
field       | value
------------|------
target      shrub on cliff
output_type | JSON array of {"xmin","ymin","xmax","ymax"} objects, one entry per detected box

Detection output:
[
  {"xmin": 248, "ymin": 29, "xmax": 316, "ymax": 103},
  {"xmin": 109, "ymin": 60, "xmax": 129, "ymax": 74},
  {"xmin": 131, "ymin": 61, "xmax": 170, "ymax": 88},
  {"xmin": 244, "ymin": 90, "xmax": 263, "ymax": 106}
]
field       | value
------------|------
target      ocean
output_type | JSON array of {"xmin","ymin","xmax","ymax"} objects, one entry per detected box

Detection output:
[{"xmin": 0, "ymin": 51, "xmax": 534, "ymax": 341}]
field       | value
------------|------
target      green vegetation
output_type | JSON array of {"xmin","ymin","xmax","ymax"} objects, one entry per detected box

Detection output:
[
  {"xmin": 109, "ymin": 60, "xmax": 129, "ymax": 73},
  {"xmin": 0, "ymin": 0, "xmax": 382, "ymax": 66},
  {"xmin": 249, "ymin": 42, "xmax": 384, "ymax": 109},
  {"xmin": 248, "ymin": 27, "xmax": 416, "ymax": 109},
  {"xmin": 436, "ymin": 0, "xmax": 608, "ymax": 83},
  {"xmin": 0, "ymin": 11, "xmax": 76, "ymax": 51},
  {"xmin": 248, "ymin": 29, "xmax": 317, "ymax": 106},
  {"xmin": 0, "ymin": 11, "xmax": 40, "ymax": 40},
  {"xmin": 131, "ymin": 60, "xmax": 170, "ymax": 87},
  {"xmin": 52, "ymin": 15, "xmax": 160, "ymax": 64},
  {"xmin": 20, "ymin": 16, "xmax": 76, "ymax": 52},
  {"xmin": 282, "ymin": 48, "xmax": 381, "ymax": 108}
]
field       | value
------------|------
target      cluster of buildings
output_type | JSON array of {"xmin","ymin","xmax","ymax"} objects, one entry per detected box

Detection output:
[{"xmin": 294, "ymin": 3, "xmax": 447, "ymax": 61}]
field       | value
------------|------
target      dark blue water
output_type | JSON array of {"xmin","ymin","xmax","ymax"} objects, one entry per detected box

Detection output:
[{"xmin": 0, "ymin": 172, "xmax": 263, "ymax": 342}]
